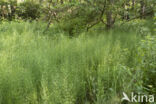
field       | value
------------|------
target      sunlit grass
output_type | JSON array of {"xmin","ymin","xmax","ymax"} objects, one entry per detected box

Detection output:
[{"xmin": 0, "ymin": 22, "xmax": 155, "ymax": 104}]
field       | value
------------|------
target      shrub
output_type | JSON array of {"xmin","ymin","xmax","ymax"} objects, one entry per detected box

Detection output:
[
  {"xmin": 137, "ymin": 35, "xmax": 156, "ymax": 94},
  {"xmin": 16, "ymin": 2, "xmax": 41, "ymax": 20}
]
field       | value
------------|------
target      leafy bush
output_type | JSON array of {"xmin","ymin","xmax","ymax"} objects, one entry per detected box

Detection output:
[
  {"xmin": 0, "ymin": 1, "xmax": 41, "ymax": 20},
  {"xmin": 137, "ymin": 35, "xmax": 156, "ymax": 94},
  {"xmin": 16, "ymin": 2, "xmax": 41, "ymax": 20},
  {"xmin": 114, "ymin": 19, "xmax": 155, "ymax": 36}
]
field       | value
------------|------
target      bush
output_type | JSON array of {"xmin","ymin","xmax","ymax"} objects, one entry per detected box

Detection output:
[
  {"xmin": 0, "ymin": 1, "xmax": 41, "ymax": 20},
  {"xmin": 16, "ymin": 2, "xmax": 41, "ymax": 20},
  {"xmin": 137, "ymin": 35, "xmax": 156, "ymax": 94}
]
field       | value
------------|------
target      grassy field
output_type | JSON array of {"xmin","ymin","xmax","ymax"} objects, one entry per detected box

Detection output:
[{"xmin": 0, "ymin": 22, "xmax": 155, "ymax": 104}]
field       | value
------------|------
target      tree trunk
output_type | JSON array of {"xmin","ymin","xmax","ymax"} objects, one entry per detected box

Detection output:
[
  {"xmin": 140, "ymin": 0, "xmax": 146, "ymax": 19},
  {"xmin": 132, "ymin": 0, "xmax": 135, "ymax": 10},
  {"xmin": 60, "ymin": 0, "xmax": 64, "ymax": 4},
  {"xmin": 106, "ymin": 0, "xmax": 114, "ymax": 29},
  {"xmin": 106, "ymin": 12, "xmax": 113, "ymax": 29}
]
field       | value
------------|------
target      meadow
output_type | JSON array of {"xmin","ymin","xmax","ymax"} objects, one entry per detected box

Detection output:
[{"xmin": 0, "ymin": 21, "xmax": 155, "ymax": 104}]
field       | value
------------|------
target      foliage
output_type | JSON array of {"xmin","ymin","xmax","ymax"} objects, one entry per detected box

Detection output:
[
  {"xmin": 16, "ymin": 2, "xmax": 41, "ymax": 20},
  {"xmin": 0, "ymin": 1, "xmax": 17, "ymax": 20},
  {"xmin": 138, "ymin": 35, "xmax": 156, "ymax": 94},
  {"xmin": 0, "ymin": 1, "xmax": 41, "ymax": 20},
  {"xmin": 0, "ymin": 0, "xmax": 155, "ymax": 104},
  {"xmin": 0, "ymin": 22, "xmax": 155, "ymax": 104},
  {"xmin": 42, "ymin": 0, "xmax": 155, "ymax": 36}
]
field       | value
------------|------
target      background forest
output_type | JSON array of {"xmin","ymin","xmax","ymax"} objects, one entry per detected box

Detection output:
[{"xmin": 0, "ymin": 0, "xmax": 156, "ymax": 104}]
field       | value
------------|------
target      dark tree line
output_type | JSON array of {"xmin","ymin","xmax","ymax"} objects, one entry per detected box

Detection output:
[
  {"xmin": 0, "ymin": 0, "xmax": 155, "ymax": 35},
  {"xmin": 44, "ymin": 0, "xmax": 155, "ymax": 32}
]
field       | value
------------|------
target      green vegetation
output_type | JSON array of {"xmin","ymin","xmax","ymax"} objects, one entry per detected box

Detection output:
[
  {"xmin": 0, "ymin": 0, "xmax": 156, "ymax": 104},
  {"xmin": 0, "ymin": 21, "xmax": 155, "ymax": 104}
]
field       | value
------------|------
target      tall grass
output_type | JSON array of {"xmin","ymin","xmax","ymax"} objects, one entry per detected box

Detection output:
[{"xmin": 0, "ymin": 22, "xmax": 155, "ymax": 104}]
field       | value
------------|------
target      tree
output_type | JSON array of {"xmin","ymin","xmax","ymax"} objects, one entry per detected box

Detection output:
[{"xmin": 140, "ymin": 0, "xmax": 146, "ymax": 19}]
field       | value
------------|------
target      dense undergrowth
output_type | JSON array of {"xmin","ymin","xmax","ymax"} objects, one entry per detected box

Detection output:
[{"xmin": 0, "ymin": 22, "xmax": 155, "ymax": 104}]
